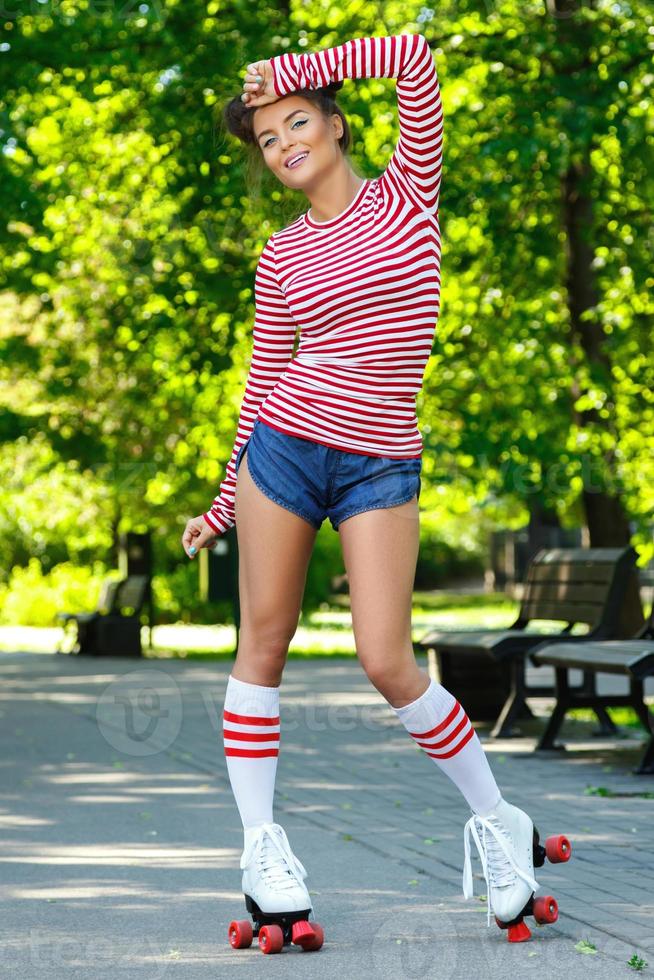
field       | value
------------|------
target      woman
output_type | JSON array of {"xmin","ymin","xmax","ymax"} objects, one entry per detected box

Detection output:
[{"xmin": 182, "ymin": 33, "xmax": 541, "ymax": 942}]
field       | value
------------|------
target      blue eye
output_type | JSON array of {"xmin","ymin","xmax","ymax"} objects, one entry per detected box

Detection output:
[{"xmin": 263, "ymin": 118, "xmax": 307, "ymax": 148}]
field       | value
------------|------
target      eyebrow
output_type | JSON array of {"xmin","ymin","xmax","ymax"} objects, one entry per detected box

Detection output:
[{"xmin": 255, "ymin": 109, "xmax": 308, "ymax": 143}]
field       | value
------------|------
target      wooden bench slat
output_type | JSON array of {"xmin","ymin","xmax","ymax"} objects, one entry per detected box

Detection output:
[
  {"xmin": 519, "ymin": 600, "xmax": 604, "ymax": 624},
  {"xmin": 527, "ymin": 564, "xmax": 616, "ymax": 586},
  {"xmin": 534, "ymin": 645, "xmax": 634, "ymax": 675},
  {"xmin": 531, "ymin": 548, "xmax": 633, "ymax": 563},
  {"xmin": 532, "ymin": 640, "xmax": 654, "ymax": 677},
  {"xmin": 418, "ymin": 629, "xmax": 520, "ymax": 651},
  {"xmin": 524, "ymin": 582, "xmax": 616, "ymax": 604},
  {"xmin": 417, "ymin": 627, "xmax": 564, "ymax": 656}
]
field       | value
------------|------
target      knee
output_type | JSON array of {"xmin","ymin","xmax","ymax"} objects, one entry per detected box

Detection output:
[
  {"xmin": 358, "ymin": 653, "xmax": 398, "ymax": 696},
  {"xmin": 358, "ymin": 645, "xmax": 421, "ymax": 700},
  {"xmin": 237, "ymin": 621, "xmax": 294, "ymax": 665}
]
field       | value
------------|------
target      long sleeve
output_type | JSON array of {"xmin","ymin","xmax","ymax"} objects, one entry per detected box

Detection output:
[
  {"xmin": 270, "ymin": 33, "xmax": 443, "ymax": 214},
  {"xmin": 203, "ymin": 235, "xmax": 297, "ymax": 536}
]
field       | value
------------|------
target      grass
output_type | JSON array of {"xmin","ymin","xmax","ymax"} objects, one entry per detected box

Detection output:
[
  {"xmin": 568, "ymin": 707, "xmax": 649, "ymax": 730},
  {"xmin": 1, "ymin": 592, "xmax": 650, "ymax": 694},
  {"xmin": 0, "ymin": 591, "xmax": 521, "ymax": 658}
]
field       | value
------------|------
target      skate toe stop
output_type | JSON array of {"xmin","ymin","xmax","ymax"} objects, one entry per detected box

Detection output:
[
  {"xmin": 292, "ymin": 920, "xmax": 316, "ymax": 944},
  {"xmin": 507, "ymin": 920, "xmax": 532, "ymax": 943}
]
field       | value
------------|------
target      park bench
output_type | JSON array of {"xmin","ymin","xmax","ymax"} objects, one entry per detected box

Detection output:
[
  {"xmin": 530, "ymin": 602, "xmax": 654, "ymax": 774},
  {"xmin": 415, "ymin": 546, "xmax": 638, "ymax": 738},
  {"xmin": 56, "ymin": 574, "xmax": 148, "ymax": 657}
]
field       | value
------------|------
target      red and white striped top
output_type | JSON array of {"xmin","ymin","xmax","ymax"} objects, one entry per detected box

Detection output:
[{"xmin": 204, "ymin": 33, "xmax": 443, "ymax": 536}]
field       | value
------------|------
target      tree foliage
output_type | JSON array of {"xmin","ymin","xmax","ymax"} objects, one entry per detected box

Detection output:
[{"xmin": 1, "ymin": 0, "xmax": 651, "ymax": 612}]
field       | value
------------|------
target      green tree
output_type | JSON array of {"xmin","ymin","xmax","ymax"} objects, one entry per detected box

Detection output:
[{"xmin": 1, "ymin": 0, "xmax": 651, "ymax": 625}]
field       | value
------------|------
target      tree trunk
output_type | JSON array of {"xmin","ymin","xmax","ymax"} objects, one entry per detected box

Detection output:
[
  {"xmin": 527, "ymin": 498, "xmax": 563, "ymax": 558},
  {"xmin": 562, "ymin": 158, "xmax": 644, "ymax": 636}
]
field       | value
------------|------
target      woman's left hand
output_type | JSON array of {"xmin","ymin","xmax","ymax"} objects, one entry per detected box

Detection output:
[{"xmin": 241, "ymin": 60, "xmax": 278, "ymax": 107}]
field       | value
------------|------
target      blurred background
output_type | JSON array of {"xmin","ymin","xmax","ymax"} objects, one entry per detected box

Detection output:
[{"xmin": 2, "ymin": 0, "xmax": 652, "ymax": 657}]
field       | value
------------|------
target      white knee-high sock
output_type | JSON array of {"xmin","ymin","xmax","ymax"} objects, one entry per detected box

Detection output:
[
  {"xmin": 391, "ymin": 678, "xmax": 502, "ymax": 816},
  {"xmin": 223, "ymin": 675, "xmax": 281, "ymax": 829}
]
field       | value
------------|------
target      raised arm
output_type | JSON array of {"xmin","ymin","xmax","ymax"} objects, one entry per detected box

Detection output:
[
  {"xmin": 270, "ymin": 33, "xmax": 443, "ymax": 214},
  {"xmin": 203, "ymin": 235, "xmax": 297, "ymax": 536}
]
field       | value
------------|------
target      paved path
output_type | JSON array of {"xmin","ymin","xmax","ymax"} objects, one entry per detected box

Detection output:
[{"xmin": 0, "ymin": 651, "xmax": 652, "ymax": 979}]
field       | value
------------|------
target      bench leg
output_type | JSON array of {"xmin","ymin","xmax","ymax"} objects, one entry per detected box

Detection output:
[
  {"xmin": 630, "ymin": 679, "xmax": 654, "ymax": 733},
  {"xmin": 629, "ymin": 680, "xmax": 654, "ymax": 774},
  {"xmin": 490, "ymin": 658, "xmax": 530, "ymax": 738},
  {"xmin": 592, "ymin": 705, "xmax": 620, "ymax": 736},
  {"xmin": 535, "ymin": 668, "xmax": 569, "ymax": 751},
  {"xmin": 577, "ymin": 670, "xmax": 619, "ymax": 736},
  {"xmin": 634, "ymin": 737, "xmax": 654, "ymax": 775}
]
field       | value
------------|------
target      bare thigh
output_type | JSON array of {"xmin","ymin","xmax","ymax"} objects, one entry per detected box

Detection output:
[
  {"xmin": 338, "ymin": 495, "xmax": 427, "ymax": 704},
  {"xmin": 233, "ymin": 447, "xmax": 318, "ymax": 685}
]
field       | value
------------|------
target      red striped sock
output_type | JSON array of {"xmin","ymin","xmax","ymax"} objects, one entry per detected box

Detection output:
[
  {"xmin": 223, "ymin": 675, "xmax": 281, "ymax": 829},
  {"xmin": 392, "ymin": 678, "xmax": 501, "ymax": 816}
]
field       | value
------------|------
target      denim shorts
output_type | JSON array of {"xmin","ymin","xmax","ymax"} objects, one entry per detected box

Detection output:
[{"xmin": 234, "ymin": 417, "xmax": 422, "ymax": 532}]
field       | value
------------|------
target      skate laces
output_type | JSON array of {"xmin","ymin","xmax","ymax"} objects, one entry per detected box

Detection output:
[
  {"xmin": 462, "ymin": 814, "xmax": 540, "ymax": 925},
  {"xmin": 241, "ymin": 822, "xmax": 308, "ymax": 892}
]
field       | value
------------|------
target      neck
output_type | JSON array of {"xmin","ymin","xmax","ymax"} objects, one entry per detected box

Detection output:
[{"xmin": 306, "ymin": 166, "xmax": 365, "ymax": 223}]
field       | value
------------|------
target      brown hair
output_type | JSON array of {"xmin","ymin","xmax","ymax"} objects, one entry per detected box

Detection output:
[
  {"xmin": 217, "ymin": 80, "xmax": 353, "ymax": 208},
  {"xmin": 224, "ymin": 79, "xmax": 351, "ymax": 151}
]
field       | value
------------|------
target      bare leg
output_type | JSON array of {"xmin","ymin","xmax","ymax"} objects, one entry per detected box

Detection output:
[
  {"xmin": 224, "ymin": 448, "xmax": 319, "ymax": 831},
  {"xmin": 338, "ymin": 494, "xmax": 502, "ymax": 816},
  {"xmin": 338, "ymin": 494, "xmax": 427, "ymax": 706},
  {"xmin": 233, "ymin": 448, "xmax": 318, "ymax": 685}
]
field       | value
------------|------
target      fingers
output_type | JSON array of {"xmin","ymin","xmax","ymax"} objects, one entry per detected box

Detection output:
[
  {"xmin": 182, "ymin": 521, "xmax": 200, "ymax": 558},
  {"xmin": 185, "ymin": 524, "xmax": 216, "ymax": 559},
  {"xmin": 243, "ymin": 64, "xmax": 263, "ymax": 89},
  {"xmin": 241, "ymin": 61, "xmax": 266, "ymax": 103},
  {"xmin": 186, "ymin": 536, "xmax": 199, "ymax": 558}
]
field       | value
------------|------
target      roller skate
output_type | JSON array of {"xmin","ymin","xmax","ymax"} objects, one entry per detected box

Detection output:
[
  {"xmin": 462, "ymin": 798, "xmax": 572, "ymax": 943},
  {"xmin": 227, "ymin": 821, "xmax": 324, "ymax": 955}
]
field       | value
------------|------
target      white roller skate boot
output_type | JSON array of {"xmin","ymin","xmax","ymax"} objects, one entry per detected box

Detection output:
[
  {"xmin": 462, "ymin": 798, "xmax": 540, "ymax": 926},
  {"xmin": 228, "ymin": 822, "xmax": 325, "ymax": 953},
  {"xmin": 241, "ymin": 821, "xmax": 311, "ymax": 915}
]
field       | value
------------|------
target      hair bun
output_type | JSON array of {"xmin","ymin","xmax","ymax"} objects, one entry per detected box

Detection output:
[{"xmin": 323, "ymin": 79, "xmax": 344, "ymax": 96}]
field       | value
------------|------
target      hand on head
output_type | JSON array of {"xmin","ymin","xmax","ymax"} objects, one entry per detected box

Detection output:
[{"xmin": 241, "ymin": 60, "xmax": 277, "ymax": 107}]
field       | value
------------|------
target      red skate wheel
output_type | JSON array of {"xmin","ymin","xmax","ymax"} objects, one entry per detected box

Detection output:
[
  {"xmin": 495, "ymin": 916, "xmax": 509, "ymax": 931},
  {"xmin": 258, "ymin": 923, "xmax": 284, "ymax": 954},
  {"xmin": 533, "ymin": 895, "xmax": 558, "ymax": 924},
  {"xmin": 228, "ymin": 919, "xmax": 253, "ymax": 949},
  {"xmin": 507, "ymin": 920, "xmax": 532, "ymax": 943},
  {"xmin": 545, "ymin": 835, "xmax": 572, "ymax": 863},
  {"xmin": 298, "ymin": 921, "xmax": 324, "ymax": 951}
]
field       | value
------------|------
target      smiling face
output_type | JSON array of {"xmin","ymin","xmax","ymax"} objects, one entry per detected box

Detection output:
[{"xmin": 252, "ymin": 95, "xmax": 344, "ymax": 187}]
